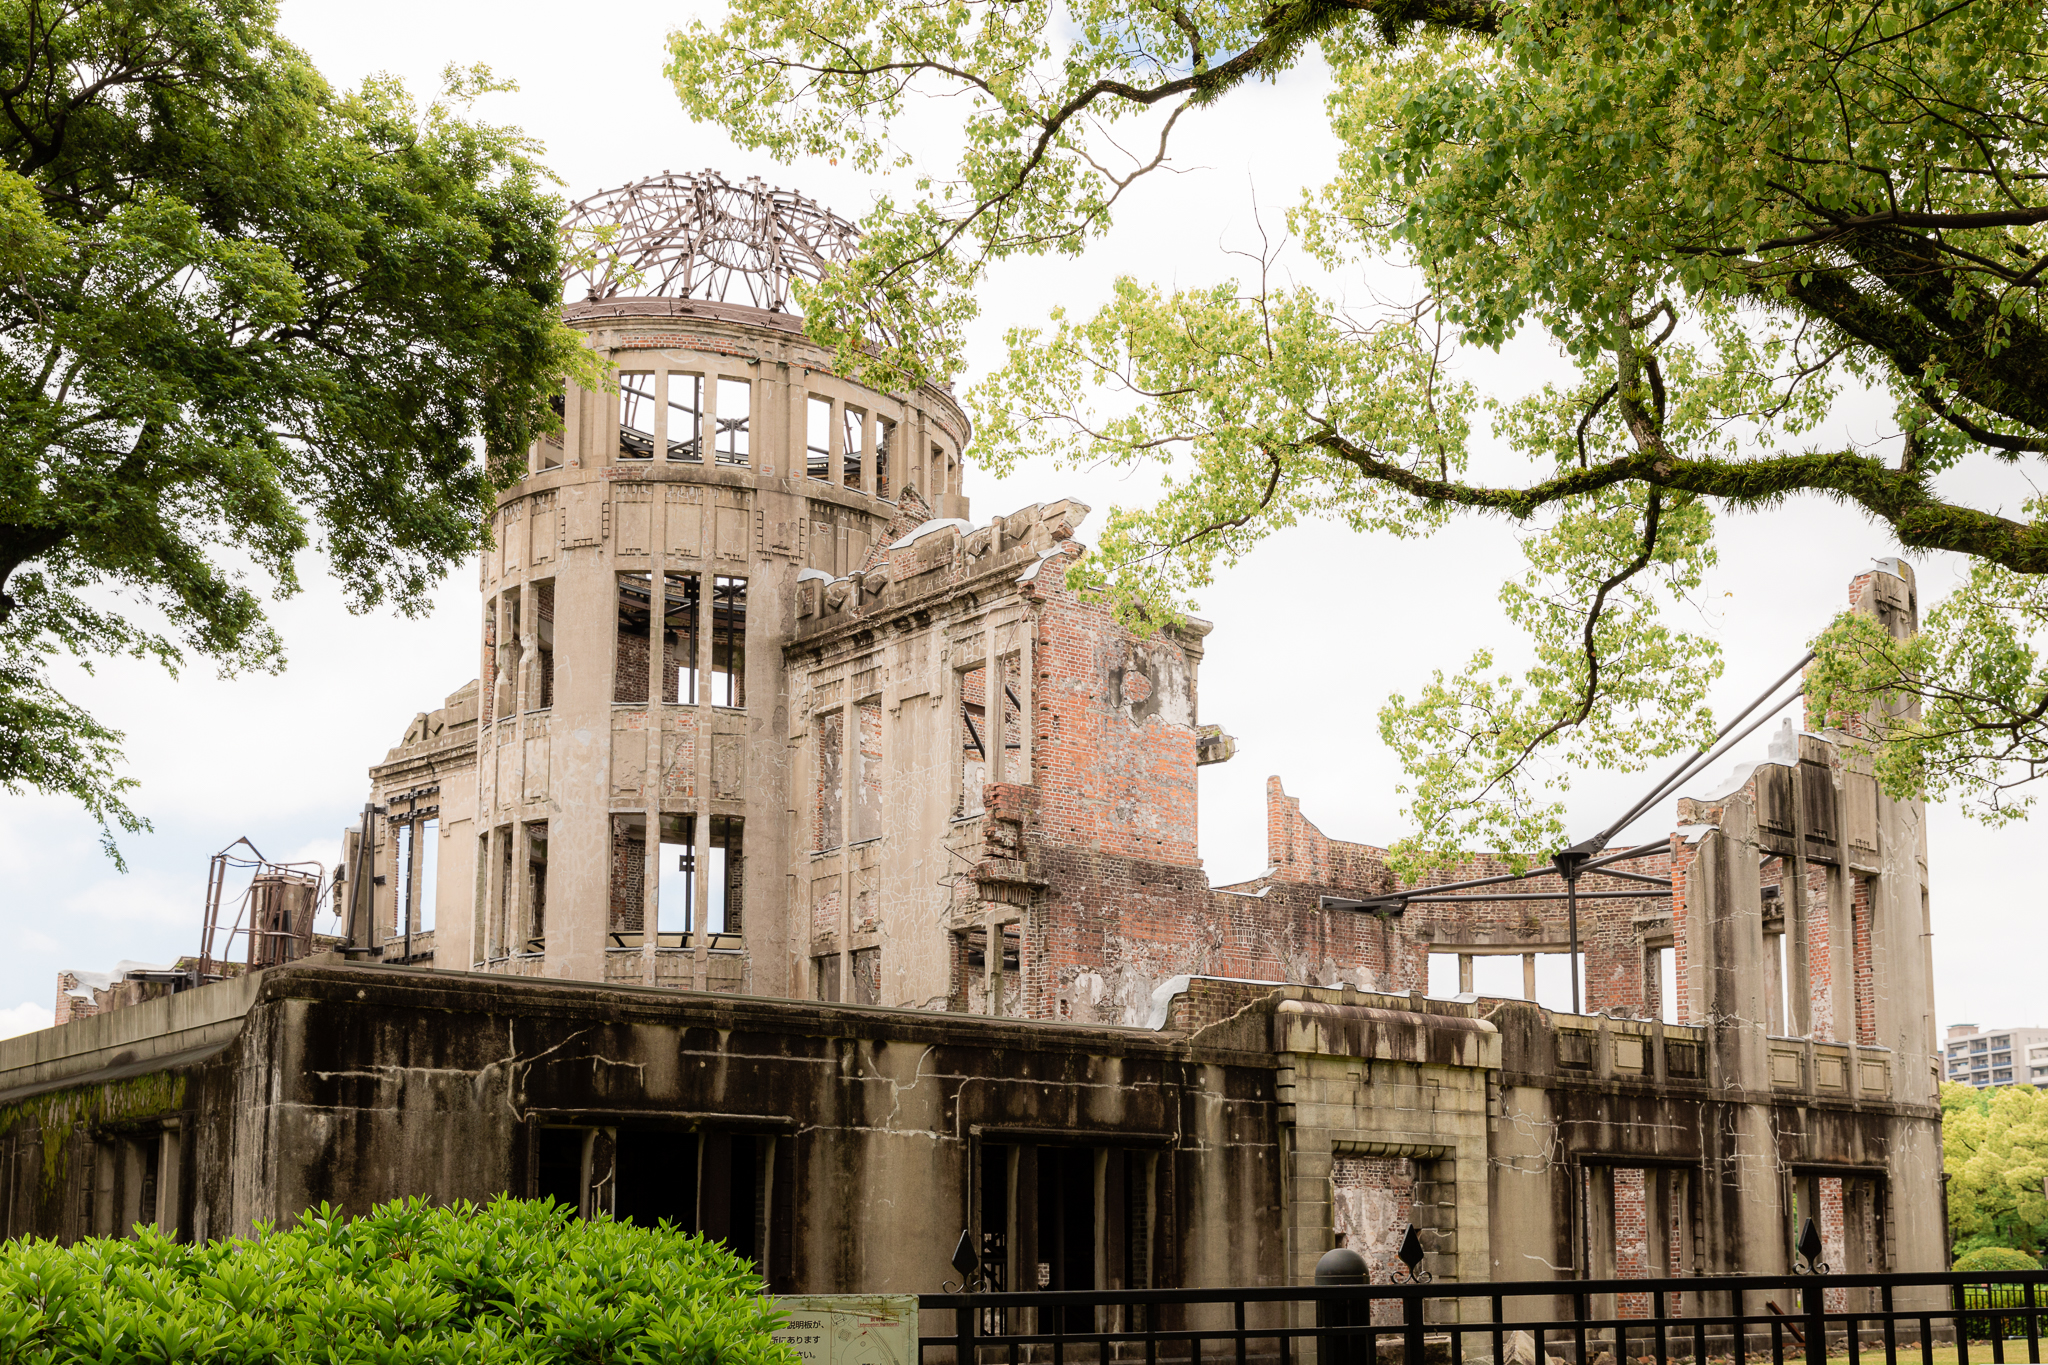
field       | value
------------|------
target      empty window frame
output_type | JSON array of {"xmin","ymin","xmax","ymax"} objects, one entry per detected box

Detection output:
[
  {"xmin": 932, "ymin": 442, "xmax": 947, "ymax": 496},
  {"xmin": 807, "ymin": 395, "xmax": 833, "ymax": 482},
  {"xmin": 473, "ymin": 831, "xmax": 491, "ymax": 964},
  {"xmin": 614, "ymin": 572, "xmax": 653, "ymax": 704},
  {"xmin": 658, "ymin": 812, "xmax": 694, "ymax": 940},
  {"xmin": 416, "ymin": 818, "xmax": 439, "ymax": 933},
  {"xmin": 609, "ymin": 812, "xmax": 649, "ymax": 944},
  {"xmin": 998, "ymin": 653, "xmax": 1022, "ymax": 781},
  {"xmin": 853, "ymin": 698, "xmax": 883, "ymax": 843},
  {"xmin": 619, "ymin": 371, "xmax": 657, "ymax": 459},
  {"xmin": 392, "ymin": 820, "xmax": 414, "ymax": 945},
  {"xmin": 958, "ymin": 664, "xmax": 987, "ymax": 817},
  {"xmin": 529, "ymin": 581, "xmax": 555, "ymax": 710},
  {"xmin": 815, "ymin": 710, "xmax": 844, "ymax": 852},
  {"xmin": 539, "ymin": 391, "xmax": 566, "ymax": 470},
  {"xmin": 655, "ymin": 814, "xmax": 746, "ymax": 937},
  {"xmin": 715, "ymin": 378, "xmax": 751, "ymax": 465},
  {"xmin": 481, "ymin": 597, "xmax": 499, "ymax": 727},
  {"xmin": 523, "ymin": 822, "xmax": 548, "ymax": 951},
  {"xmin": 710, "ymin": 816, "xmax": 743, "ymax": 935},
  {"xmin": 842, "ymin": 406, "xmax": 866, "ymax": 489},
  {"xmin": 711, "ymin": 576, "xmax": 747, "ymax": 707},
  {"xmin": 875, "ymin": 416, "xmax": 895, "ymax": 501},
  {"xmin": 668, "ymin": 373, "xmax": 704, "ymax": 461},
  {"xmin": 663, "ymin": 572, "xmax": 700, "ymax": 705}
]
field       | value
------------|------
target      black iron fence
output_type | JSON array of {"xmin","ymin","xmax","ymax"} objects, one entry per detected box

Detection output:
[{"xmin": 918, "ymin": 1269, "xmax": 2048, "ymax": 1365}]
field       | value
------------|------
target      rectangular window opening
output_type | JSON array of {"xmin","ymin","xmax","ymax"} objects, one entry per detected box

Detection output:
[
  {"xmin": 619, "ymin": 371, "xmax": 656, "ymax": 460},
  {"xmin": 417, "ymin": 818, "xmax": 439, "ymax": 933},
  {"xmin": 710, "ymin": 815, "xmax": 743, "ymax": 935},
  {"xmin": 658, "ymin": 812, "xmax": 695, "ymax": 939},
  {"xmin": 853, "ymin": 698, "xmax": 883, "ymax": 843},
  {"xmin": 393, "ymin": 821, "xmax": 414, "ymax": 946},
  {"xmin": 842, "ymin": 406, "xmax": 866, "ymax": 489},
  {"xmin": 663, "ymin": 572, "xmax": 699, "ymax": 705},
  {"xmin": 540, "ymin": 391, "xmax": 566, "ymax": 470},
  {"xmin": 616, "ymin": 1129, "xmax": 699, "ymax": 1230},
  {"xmin": 497, "ymin": 828, "xmax": 514, "ymax": 960},
  {"xmin": 615, "ymin": 572, "xmax": 653, "ymax": 705},
  {"xmin": 536, "ymin": 1127, "xmax": 587, "ymax": 1215},
  {"xmin": 609, "ymin": 813, "xmax": 648, "ymax": 946},
  {"xmin": 875, "ymin": 416, "xmax": 895, "ymax": 501},
  {"xmin": 957, "ymin": 664, "xmax": 987, "ymax": 817},
  {"xmin": 712, "ymin": 576, "xmax": 746, "ymax": 708},
  {"xmin": 668, "ymin": 373, "xmax": 704, "ymax": 462},
  {"xmin": 807, "ymin": 396, "xmax": 833, "ymax": 482},
  {"xmin": 525, "ymin": 821, "xmax": 549, "ymax": 952},
  {"xmin": 530, "ymin": 581, "xmax": 555, "ymax": 710},
  {"xmin": 931, "ymin": 442, "xmax": 946, "ymax": 496},
  {"xmin": 715, "ymin": 379, "xmax": 750, "ymax": 466},
  {"xmin": 815, "ymin": 710, "xmax": 844, "ymax": 852}
]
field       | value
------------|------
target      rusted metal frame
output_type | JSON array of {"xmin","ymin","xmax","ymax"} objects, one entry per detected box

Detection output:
[
  {"xmin": 1592, "ymin": 650, "xmax": 1817, "ymax": 849},
  {"xmin": 1397, "ymin": 890, "xmax": 1670, "ymax": 903}
]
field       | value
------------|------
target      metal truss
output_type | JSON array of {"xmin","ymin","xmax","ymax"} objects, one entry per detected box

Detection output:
[{"xmin": 562, "ymin": 169, "xmax": 862, "ymax": 311}]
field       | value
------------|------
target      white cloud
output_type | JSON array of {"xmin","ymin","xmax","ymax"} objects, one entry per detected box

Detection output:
[{"xmin": 0, "ymin": 1001, "xmax": 54, "ymax": 1040}]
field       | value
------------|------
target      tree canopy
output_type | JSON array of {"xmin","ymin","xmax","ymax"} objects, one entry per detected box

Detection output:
[
  {"xmin": 0, "ymin": 0, "xmax": 595, "ymax": 861},
  {"xmin": 1942, "ymin": 1082, "xmax": 2048, "ymax": 1262},
  {"xmin": 670, "ymin": 0, "xmax": 2048, "ymax": 867}
]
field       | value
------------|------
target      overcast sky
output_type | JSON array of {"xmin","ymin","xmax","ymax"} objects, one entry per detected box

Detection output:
[{"xmin": 2, "ymin": 0, "xmax": 2040, "ymax": 1039}]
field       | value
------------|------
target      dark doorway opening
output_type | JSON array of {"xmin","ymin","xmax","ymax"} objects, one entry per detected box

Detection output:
[{"xmin": 615, "ymin": 1129, "xmax": 698, "ymax": 1230}]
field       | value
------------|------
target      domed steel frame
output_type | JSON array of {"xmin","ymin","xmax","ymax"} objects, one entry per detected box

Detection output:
[{"xmin": 561, "ymin": 169, "xmax": 862, "ymax": 311}]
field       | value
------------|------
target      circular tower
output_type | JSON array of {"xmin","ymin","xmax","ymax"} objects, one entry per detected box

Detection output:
[{"xmin": 459, "ymin": 170, "xmax": 971, "ymax": 995}]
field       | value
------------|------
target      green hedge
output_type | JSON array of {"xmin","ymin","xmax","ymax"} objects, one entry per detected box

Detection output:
[
  {"xmin": 1957, "ymin": 1246, "xmax": 2043, "ymax": 1273},
  {"xmin": 0, "ymin": 1196, "xmax": 802, "ymax": 1363}
]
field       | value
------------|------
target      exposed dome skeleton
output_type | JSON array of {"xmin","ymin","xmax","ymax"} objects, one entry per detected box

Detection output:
[{"xmin": 561, "ymin": 170, "xmax": 862, "ymax": 311}]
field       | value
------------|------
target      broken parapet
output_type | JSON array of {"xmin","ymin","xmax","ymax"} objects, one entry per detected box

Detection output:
[{"xmin": 793, "ymin": 498, "xmax": 1092, "ymax": 629}]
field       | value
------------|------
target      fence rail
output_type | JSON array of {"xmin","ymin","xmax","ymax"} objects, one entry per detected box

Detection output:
[{"xmin": 917, "ymin": 1270, "xmax": 2048, "ymax": 1365}]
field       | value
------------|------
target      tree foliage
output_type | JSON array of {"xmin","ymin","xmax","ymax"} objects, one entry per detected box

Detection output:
[
  {"xmin": 0, "ymin": 0, "xmax": 598, "ymax": 861},
  {"xmin": 0, "ymin": 1195, "xmax": 801, "ymax": 1362},
  {"xmin": 670, "ymin": 0, "xmax": 2048, "ymax": 864},
  {"xmin": 1943, "ymin": 1082, "xmax": 2048, "ymax": 1261}
]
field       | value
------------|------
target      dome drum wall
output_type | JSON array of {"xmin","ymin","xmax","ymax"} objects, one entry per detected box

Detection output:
[{"xmin": 449, "ymin": 300, "xmax": 971, "ymax": 992}]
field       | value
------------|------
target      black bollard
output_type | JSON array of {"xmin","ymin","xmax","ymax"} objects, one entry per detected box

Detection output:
[{"xmin": 1317, "ymin": 1247, "xmax": 1371, "ymax": 1365}]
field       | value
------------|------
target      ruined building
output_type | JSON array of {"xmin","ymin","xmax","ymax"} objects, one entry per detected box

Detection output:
[{"xmin": 2, "ymin": 173, "xmax": 1944, "ymax": 1308}]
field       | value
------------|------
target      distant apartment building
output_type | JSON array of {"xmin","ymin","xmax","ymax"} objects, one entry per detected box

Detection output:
[{"xmin": 1944, "ymin": 1024, "xmax": 2048, "ymax": 1088}]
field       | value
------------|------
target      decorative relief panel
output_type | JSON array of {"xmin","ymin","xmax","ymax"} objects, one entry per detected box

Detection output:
[
  {"xmin": 665, "ymin": 486, "xmax": 702, "ymax": 559},
  {"xmin": 523, "ymin": 733, "xmax": 550, "ymax": 802},
  {"xmin": 615, "ymin": 485, "xmax": 653, "ymax": 556},
  {"xmin": 529, "ymin": 491, "xmax": 557, "ymax": 566},
  {"xmin": 564, "ymin": 486, "xmax": 602, "ymax": 547},
  {"xmin": 713, "ymin": 734, "xmax": 743, "ymax": 800},
  {"xmin": 611, "ymin": 710, "xmax": 647, "ymax": 796}
]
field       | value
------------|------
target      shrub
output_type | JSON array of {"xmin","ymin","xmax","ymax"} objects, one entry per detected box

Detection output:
[
  {"xmin": 0, "ymin": 1195, "xmax": 801, "ymax": 1363},
  {"xmin": 1957, "ymin": 1246, "xmax": 2043, "ymax": 1273}
]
